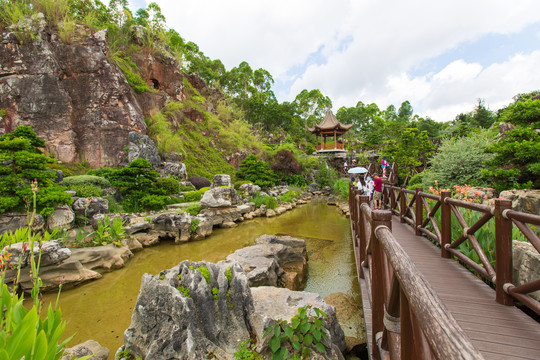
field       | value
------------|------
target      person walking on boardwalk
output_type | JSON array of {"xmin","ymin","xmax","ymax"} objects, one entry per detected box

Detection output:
[
  {"xmin": 373, "ymin": 175, "xmax": 383, "ymax": 209},
  {"xmin": 366, "ymin": 176, "xmax": 374, "ymax": 200},
  {"xmin": 381, "ymin": 156, "xmax": 390, "ymax": 177}
]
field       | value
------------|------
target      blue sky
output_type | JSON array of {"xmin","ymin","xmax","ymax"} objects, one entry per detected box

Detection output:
[{"xmin": 124, "ymin": 0, "xmax": 540, "ymax": 122}]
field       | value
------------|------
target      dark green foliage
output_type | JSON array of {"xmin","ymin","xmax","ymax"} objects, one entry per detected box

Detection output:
[
  {"xmin": 498, "ymin": 98, "xmax": 540, "ymax": 128},
  {"xmin": 0, "ymin": 126, "xmax": 72, "ymax": 215},
  {"xmin": 108, "ymin": 158, "xmax": 160, "ymax": 194},
  {"xmin": 184, "ymin": 203, "xmax": 202, "ymax": 216},
  {"xmin": 281, "ymin": 174, "xmax": 306, "ymax": 187},
  {"xmin": 236, "ymin": 154, "xmax": 278, "ymax": 188},
  {"xmin": 482, "ymin": 127, "xmax": 539, "ymax": 191},
  {"xmin": 155, "ymin": 176, "xmax": 181, "ymax": 195}
]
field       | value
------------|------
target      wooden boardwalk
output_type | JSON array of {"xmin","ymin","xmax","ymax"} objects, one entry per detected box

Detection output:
[{"xmin": 358, "ymin": 218, "xmax": 540, "ymax": 360}]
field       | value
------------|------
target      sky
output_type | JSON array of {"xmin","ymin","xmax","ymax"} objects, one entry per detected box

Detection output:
[{"xmin": 126, "ymin": 0, "xmax": 540, "ymax": 122}]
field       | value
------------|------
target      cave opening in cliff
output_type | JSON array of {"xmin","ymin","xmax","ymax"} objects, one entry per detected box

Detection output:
[{"xmin": 150, "ymin": 78, "xmax": 160, "ymax": 89}]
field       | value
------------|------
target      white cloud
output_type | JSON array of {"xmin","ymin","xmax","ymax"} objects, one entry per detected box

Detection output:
[{"xmin": 137, "ymin": 0, "xmax": 540, "ymax": 121}]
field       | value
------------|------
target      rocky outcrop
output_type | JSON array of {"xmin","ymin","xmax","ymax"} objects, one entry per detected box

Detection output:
[
  {"xmin": 211, "ymin": 174, "xmax": 233, "ymax": 188},
  {"xmin": 500, "ymin": 189, "xmax": 540, "ymax": 215},
  {"xmin": 513, "ymin": 240, "xmax": 540, "ymax": 301},
  {"xmin": 226, "ymin": 234, "xmax": 308, "ymax": 290},
  {"xmin": 161, "ymin": 160, "xmax": 187, "ymax": 180},
  {"xmin": 152, "ymin": 212, "xmax": 192, "ymax": 243},
  {"xmin": 118, "ymin": 261, "xmax": 256, "ymax": 360},
  {"xmin": 238, "ymin": 183, "xmax": 261, "ymax": 197},
  {"xmin": 61, "ymin": 340, "xmax": 109, "ymax": 360},
  {"xmin": 128, "ymin": 131, "xmax": 161, "ymax": 168},
  {"xmin": 0, "ymin": 22, "xmax": 146, "ymax": 167},
  {"xmin": 118, "ymin": 261, "xmax": 346, "ymax": 360},
  {"xmin": 200, "ymin": 187, "xmax": 238, "ymax": 208},
  {"xmin": 47, "ymin": 205, "xmax": 75, "ymax": 232},
  {"xmin": 0, "ymin": 212, "xmax": 45, "ymax": 235},
  {"xmin": 72, "ymin": 197, "xmax": 108, "ymax": 219}
]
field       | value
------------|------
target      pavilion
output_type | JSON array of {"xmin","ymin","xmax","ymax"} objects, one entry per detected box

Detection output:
[{"xmin": 308, "ymin": 110, "xmax": 352, "ymax": 152}]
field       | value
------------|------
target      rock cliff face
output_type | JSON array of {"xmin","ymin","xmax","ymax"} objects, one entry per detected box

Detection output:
[
  {"xmin": 0, "ymin": 21, "xmax": 146, "ymax": 167},
  {"xmin": 0, "ymin": 20, "xmax": 221, "ymax": 168}
]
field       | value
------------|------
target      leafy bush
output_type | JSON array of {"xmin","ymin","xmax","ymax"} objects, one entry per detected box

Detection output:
[
  {"xmin": 482, "ymin": 127, "xmax": 539, "ymax": 191},
  {"xmin": 233, "ymin": 339, "xmax": 262, "ymax": 360},
  {"xmin": 421, "ymin": 129, "xmax": 496, "ymax": 189},
  {"xmin": 183, "ymin": 187, "xmax": 210, "ymax": 202},
  {"xmin": 237, "ymin": 154, "xmax": 278, "ymax": 188},
  {"xmin": 251, "ymin": 192, "xmax": 270, "ymax": 208},
  {"xmin": 263, "ymin": 305, "xmax": 328, "ymax": 359},
  {"xmin": 190, "ymin": 218, "xmax": 200, "ymax": 234},
  {"xmin": 314, "ymin": 161, "xmax": 338, "ymax": 188},
  {"xmin": 63, "ymin": 175, "xmax": 111, "ymax": 188},
  {"xmin": 271, "ymin": 150, "xmax": 301, "ymax": 177},
  {"xmin": 0, "ymin": 125, "xmax": 72, "ymax": 216},
  {"xmin": 184, "ymin": 204, "xmax": 202, "ymax": 216},
  {"xmin": 281, "ymin": 174, "xmax": 306, "ymax": 187},
  {"xmin": 70, "ymin": 184, "xmax": 103, "ymax": 198},
  {"xmin": 155, "ymin": 176, "xmax": 181, "ymax": 195}
]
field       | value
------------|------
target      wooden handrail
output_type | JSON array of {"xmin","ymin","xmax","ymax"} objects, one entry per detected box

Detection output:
[
  {"xmin": 375, "ymin": 225, "xmax": 485, "ymax": 360},
  {"xmin": 378, "ymin": 183, "xmax": 540, "ymax": 313}
]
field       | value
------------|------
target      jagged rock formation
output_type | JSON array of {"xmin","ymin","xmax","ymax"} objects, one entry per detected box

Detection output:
[{"xmin": 0, "ymin": 19, "xmax": 221, "ymax": 168}]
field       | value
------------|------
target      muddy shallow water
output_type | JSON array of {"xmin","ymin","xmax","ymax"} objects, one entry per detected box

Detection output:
[{"xmin": 41, "ymin": 198, "xmax": 359, "ymax": 357}]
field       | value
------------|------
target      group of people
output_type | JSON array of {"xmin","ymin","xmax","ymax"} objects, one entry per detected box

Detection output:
[{"xmin": 350, "ymin": 174, "xmax": 383, "ymax": 209}]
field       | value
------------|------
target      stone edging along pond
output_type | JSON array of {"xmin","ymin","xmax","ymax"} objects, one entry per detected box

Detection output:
[{"xmin": 2, "ymin": 186, "xmax": 350, "ymax": 294}]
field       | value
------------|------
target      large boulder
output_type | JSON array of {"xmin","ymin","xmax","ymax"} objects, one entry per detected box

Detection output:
[
  {"xmin": 513, "ymin": 240, "xmax": 540, "ymax": 301},
  {"xmin": 200, "ymin": 187, "xmax": 239, "ymax": 208},
  {"xmin": 0, "ymin": 212, "xmax": 45, "ymax": 235},
  {"xmin": 118, "ymin": 261, "xmax": 256, "ymax": 359},
  {"xmin": 324, "ymin": 292, "xmax": 367, "ymax": 354},
  {"xmin": 152, "ymin": 212, "xmax": 192, "ymax": 243},
  {"xmin": 188, "ymin": 176, "xmax": 211, "ymax": 190},
  {"xmin": 226, "ymin": 234, "xmax": 308, "ymax": 290},
  {"xmin": 199, "ymin": 207, "xmax": 244, "ymax": 227},
  {"xmin": 128, "ymin": 131, "xmax": 161, "ymax": 168},
  {"xmin": 251, "ymin": 286, "xmax": 346, "ymax": 359},
  {"xmin": 499, "ymin": 189, "xmax": 540, "ymax": 215},
  {"xmin": 68, "ymin": 245, "xmax": 133, "ymax": 272},
  {"xmin": 47, "ymin": 205, "xmax": 75, "ymax": 232},
  {"xmin": 161, "ymin": 161, "xmax": 187, "ymax": 180},
  {"xmin": 72, "ymin": 197, "xmax": 108, "ymax": 219},
  {"xmin": 2, "ymin": 240, "xmax": 71, "ymax": 269},
  {"xmin": 238, "ymin": 183, "xmax": 261, "ymax": 197},
  {"xmin": 211, "ymin": 174, "xmax": 232, "ymax": 188}
]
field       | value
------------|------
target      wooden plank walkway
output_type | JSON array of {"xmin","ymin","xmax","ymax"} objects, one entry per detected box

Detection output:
[{"xmin": 375, "ymin": 218, "xmax": 540, "ymax": 360}]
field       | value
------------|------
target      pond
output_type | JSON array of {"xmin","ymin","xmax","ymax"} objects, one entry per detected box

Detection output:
[{"xmin": 42, "ymin": 198, "xmax": 359, "ymax": 357}]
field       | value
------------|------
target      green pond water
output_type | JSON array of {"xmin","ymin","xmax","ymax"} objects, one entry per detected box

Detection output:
[{"xmin": 42, "ymin": 198, "xmax": 359, "ymax": 357}]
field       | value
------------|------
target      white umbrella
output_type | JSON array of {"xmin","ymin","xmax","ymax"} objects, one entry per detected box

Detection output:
[{"xmin": 347, "ymin": 166, "xmax": 368, "ymax": 174}]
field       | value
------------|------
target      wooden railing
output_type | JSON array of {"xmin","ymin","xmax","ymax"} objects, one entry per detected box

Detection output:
[
  {"xmin": 382, "ymin": 184, "xmax": 540, "ymax": 313},
  {"xmin": 349, "ymin": 185, "xmax": 485, "ymax": 359},
  {"xmin": 316, "ymin": 142, "xmax": 344, "ymax": 150}
]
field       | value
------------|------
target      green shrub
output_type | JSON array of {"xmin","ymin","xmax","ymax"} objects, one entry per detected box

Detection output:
[
  {"xmin": 184, "ymin": 187, "xmax": 210, "ymax": 202},
  {"xmin": 184, "ymin": 204, "xmax": 202, "ymax": 216},
  {"xmin": 63, "ymin": 174, "xmax": 111, "ymax": 188},
  {"xmin": 87, "ymin": 166, "xmax": 115, "ymax": 179},
  {"xmin": 71, "ymin": 184, "xmax": 103, "ymax": 197},
  {"xmin": 421, "ymin": 129, "xmax": 496, "ymax": 189},
  {"xmin": 314, "ymin": 161, "xmax": 338, "ymax": 188},
  {"xmin": 197, "ymin": 266, "xmax": 211, "ymax": 283},
  {"xmin": 251, "ymin": 192, "xmax": 270, "ymax": 208},
  {"xmin": 138, "ymin": 194, "xmax": 169, "ymax": 211},
  {"xmin": 265, "ymin": 196, "xmax": 278, "ymax": 210},
  {"xmin": 190, "ymin": 218, "xmax": 200, "ymax": 234},
  {"xmin": 281, "ymin": 174, "xmax": 306, "ymax": 187},
  {"xmin": 236, "ymin": 154, "xmax": 278, "ymax": 188},
  {"xmin": 155, "ymin": 176, "xmax": 181, "ymax": 195},
  {"xmin": 0, "ymin": 125, "xmax": 72, "ymax": 216},
  {"xmin": 103, "ymin": 195, "xmax": 124, "ymax": 213}
]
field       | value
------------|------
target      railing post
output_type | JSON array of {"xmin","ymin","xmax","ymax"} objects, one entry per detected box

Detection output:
[
  {"xmin": 400, "ymin": 186, "xmax": 406, "ymax": 223},
  {"xmin": 371, "ymin": 210, "xmax": 393, "ymax": 360},
  {"xmin": 415, "ymin": 187, "xmax": 423, "ymax": 236},
  {"xmin": 495, "ymin": 198, "xmax": 513, "ymax": 306},
  {"xmin": 390, "ymin": 186, "xmax": 396, "ymax": 212},
  {"xmin": 440, "ymin": 191, "xmax": 451, "ymax": 259},
  {"xmin": 382, "ymin": 179, "xmax": 389, "ymax": 209}
]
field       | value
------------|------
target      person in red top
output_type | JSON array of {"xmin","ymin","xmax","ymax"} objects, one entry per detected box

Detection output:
[{"xmin": 373, "ymin": 175, "xmax": 383, "ymax": 209}]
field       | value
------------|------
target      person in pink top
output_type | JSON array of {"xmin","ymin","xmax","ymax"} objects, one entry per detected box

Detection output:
[{"xmin": 373, "ymin": 175, "xmax": 383, "ymax": 209}]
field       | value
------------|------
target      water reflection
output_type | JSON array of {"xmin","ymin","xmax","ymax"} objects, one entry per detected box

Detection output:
[{"xmin": 41, "ymin": 198, "xmax": 358, "ymax": 356}]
